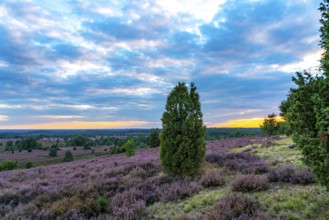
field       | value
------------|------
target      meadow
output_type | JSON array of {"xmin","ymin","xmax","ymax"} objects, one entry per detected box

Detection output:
[{"xmin": 1, "ymin": 135, "xmax": 328, "ymax": 219}]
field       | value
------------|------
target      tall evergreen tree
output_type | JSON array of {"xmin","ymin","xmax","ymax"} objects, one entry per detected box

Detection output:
[
  {"xmin": 160, "ymin": 82, "xmax": 205, "ymax": 176},
  {"xmin": 280, "ymin": 1, "xmax": 329, "ymax": 189}
]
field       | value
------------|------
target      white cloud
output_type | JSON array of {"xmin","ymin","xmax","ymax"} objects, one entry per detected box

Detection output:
[
  {"xmin": 156, "ymin": 0, "xmax": 226, "ymax": 23},
  {"xmin": 39, "ymin": 115, "xmax": 85, "ymax": 119},
  {"xmin": 0, "ymin": 5, "xmax": 7, "ymax": 17},
  {"xmin": 0, "ymin": 104, "xmax": 22, "ymax": 109},
  {"xmin": 93, "ymin": 87, "xmax": 161, "ymax": 97},
  {"xmin": 278, "ymin": 49, "xmax": 322, "ymax": 74},
  {"xmin": 0, "ymin": 115, "xmax": 9, "ymax": 121}
]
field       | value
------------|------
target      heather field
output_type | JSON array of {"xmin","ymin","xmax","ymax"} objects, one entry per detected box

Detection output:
[{"xmin": 1, "ymin": 136, "xmax": 329, "ymax": 219}]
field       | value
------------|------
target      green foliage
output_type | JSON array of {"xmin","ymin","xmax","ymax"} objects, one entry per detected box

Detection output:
[
  {"xmin": 109, "ymin": 146, "xmax": 125, "ymax": 155},
  {"xmin": 280, "ymin": 71, "xmax": 329, "ymax": 189},
  {"xmin": 0, "ymin": 159, "xmax": 17, "ymax": 171},
  {"xmin": 124, "ymin": 139, "xmax": 135, "ymax": 157},
  {"xmin": 6, "ymin": 141, "xmax": 13, "ymax": 147},
  {"xmin": 16, "ymin": 137, "xmax": 41, "ymax": 151},
  {"xmin": 260, "ymin": 113, "xmax": 278, "ymax": 135},
  {"xmin": 48, "ymin": 147, "xmax": 58, "ymax": 157},
  {"xmin": 25, "ymin": 162, "xmax": 33, "ymax": 169},
  {"xmin": 279, "ymin": 1, "xmax": 329, "ymax": 190},
  {"xmin": 63, "ymin": 150, "xmax": 73, "ymax": 162},
  {"xmin": 320, "ymin": 0, "xmax": 329, "ymax": 73},
  {"xmin": 149, "ymin": 128, "xmax": 160, "ymax": 148},
  {"xmin": 260, "ymin": 113, "xmax": 288, "ymax": 135},
  {"xmin": 96, "ymin": 197, "xmax": 109, "ymax": 212},
  {"xmin": 160, "ymin": 82, "xmax": 206, "ymax": 176},
  {"xmin": 69, "ymin": 135, "xmax": 91, "ymax": 147}
]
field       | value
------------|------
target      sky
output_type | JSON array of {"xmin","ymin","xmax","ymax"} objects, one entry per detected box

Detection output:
[{"xmin": 0, "ymin": 0, "xmax": 323, "ymax": 129}]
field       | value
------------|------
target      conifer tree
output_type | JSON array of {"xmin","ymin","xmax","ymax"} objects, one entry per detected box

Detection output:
[
  {"xmin": 160, "ymin": 82, "xmax": 205, "ymax": 176},
  {"xmin": 279, "ymin": 0, "xmax": 329, "ymax": 189}
]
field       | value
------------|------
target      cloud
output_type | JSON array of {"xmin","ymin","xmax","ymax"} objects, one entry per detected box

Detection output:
[
  {"xmin": 0, "ymin": 120, "xmax": 159, "ymax": 129},
  {"xmin": 0, "ymin": 0, "xmax": 323, "ymax": 128},
  {"xmin": 0, "ymin": 104, "xmax": 21, "ymax": 109},
  {"xmin": 39, "ymin": 115, "xmax": 85, "ymax": 119},
  {"xmin": 0, "ymin": 115, "xmax": 9, "ymax": 121}
]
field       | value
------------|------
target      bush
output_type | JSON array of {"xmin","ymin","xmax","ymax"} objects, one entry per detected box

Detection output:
[
  {"xmin": 25, "ymin": 162, "xmax": 33, "ymax": 169},
  {"xmin": 208, "ymin": 193, "xmax": 259, "ymax": 219},
  {"xmin": 48, "ymin": 147, "xmax": 57, "ymax": 157},
  {"xmin": 160, "ymin": 82, "xmax": 205, "ymax": 176},
  {"xmin": 124, "ymin": 139, "xmax": 135, "ymax": 157},
  {"xmin": 268, "ymin": 165, "xmax": 316, "ymax": 185},
  {"xmin": 231, "ymin": 174, "xmax": 269, "ymax": 192},
  {"xmin": 0, "ymin": 159, "xmax": 17, "ymax": 171},
  {"xmin": 63, "ymin": 151, "xmax": 73, "ymax": 162},
  {"xmin": 111, "ymin": 188, "xmax": 148, "ymax": 219},
  {"xmin": 96, "ymin": 197, "xmax": 108, "ymax": 212},
  {"xmin": 156, "ymin": 178, "xmax": 202, "ymax": 202},
  {"xmin": 200, "ymin": 170, "xmax": 225, "ymax": 187},
  {"xmin": 205, "ymin": 152, "xmax": 268, "ymax": 174},
  {"xmin": 292, "ymin": 168, "xmax": 316, "ymax": 184},
  {"xmin": 83, "ymin": 145, "xmax": 91, "ymax": 150}
]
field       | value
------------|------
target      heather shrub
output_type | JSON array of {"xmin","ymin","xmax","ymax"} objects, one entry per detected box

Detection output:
[
  {"xmin": 292, "ymin": 168, "xmax": 316, "ymax": 184},
  {"xmin": 208, "ymin": 193, "xmax": 259, "ymax": 220},
  {"xmin": 0, "ymin": 159, "xmax": 17, "ymax": 171},
  {"xmin": 200, "ymin": 170, "xmax": 225, "ymax": 187},
  {"xmin": 156, "ymin": 178, "xmax": 202, "ymax": 202},
  {"xmin": 231, "ymin": 174, "xmax": 269, "ymax": 192},
  {"xmin": 111, "ymin": 188, "xmax": 148, "ymax": 219},
  {"xmin": 205, "ymin": 152, "xmax": 268, "ymax": 174},
  {"xmin": 63, "ymin": 150, "xmax": 73, "ymax": 162},
  {"xmin": 269, "ymin": 165, "xmax": 316, "ymax": 185}
]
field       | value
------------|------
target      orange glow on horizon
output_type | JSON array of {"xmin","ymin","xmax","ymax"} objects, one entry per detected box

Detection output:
[
  {"xmin": 213, "ymin": 116, "xmax": 284, "ymax": 128},
  {"xmin": 0, "ymin": 121, "xmax": 158, "ymax": 129}
]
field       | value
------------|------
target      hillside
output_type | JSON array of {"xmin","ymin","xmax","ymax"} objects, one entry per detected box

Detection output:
[{"xmin": 1, "ymin": 136, "xmax": 328, "ymax": 219}]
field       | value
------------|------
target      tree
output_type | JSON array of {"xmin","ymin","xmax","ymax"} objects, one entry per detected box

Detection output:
[
  {"xmin": 149, "ymin": 128, "xmax": 160, "ymax": 148},
  {"xmin": 124, "ymin": 139, "xmax": 135, "ymax": 157},
  {"xmin": 69, "ymin": 135, "xmax": 90, "ymax": 147},
  {"xmin": 16, "ymin": 137, "xmax": 38, "ymax": 152},
  {"xmin": 260, "ymin": 113, "xmax": 288, "ymax": 135},
  {"xmin": 279, "ymin": 1, "xmax": 329, "ymax": 190},
  {"xmin": 63, "ymin": 150, "xmax": 73, "ymax": 162},
  {"xmin": 6, "ymin": 141, "xmax": 13, "ymax": 147},
  {"xmin": 48, "ymin": 147, "xmax": 57, "ymax": 157},
  {"xmin": 160, "ymin": 82, "xmax": 206, "ymax": 176},
  {"xmin": 260, "ymin": 113, "xmax": 278, "ymax": 135}
]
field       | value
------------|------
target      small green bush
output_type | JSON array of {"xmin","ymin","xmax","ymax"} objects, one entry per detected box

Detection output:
[
  {"xmin": 25, "ymin": 162, "xmax": 33, "ymax": 169},
  {"xmin": 124, "ymin": 139, "xmax": 135, "ymax": 157},
  {"xmin": 96, "ymin": 197, "xmax": 109, "ymax": 212},
  {"xmin": 48, "ymin": 147, "xmax": 57, "ymax": 157},
  {"xmin": 0, "ymin": 159, "xmax": 17, "ymax": 171},
  {"xmin": 63, "ymin": 150, "xmax": 73, "ymax": 162}
]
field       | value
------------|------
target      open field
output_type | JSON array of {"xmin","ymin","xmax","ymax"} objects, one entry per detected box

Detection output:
[
  {"xmin": 1, "ymin": 136, "xmax": 328, "ymax": 219},
  {"xmin": 0, "ymin": 147, "xmax": 110, "ymax": 167}
]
